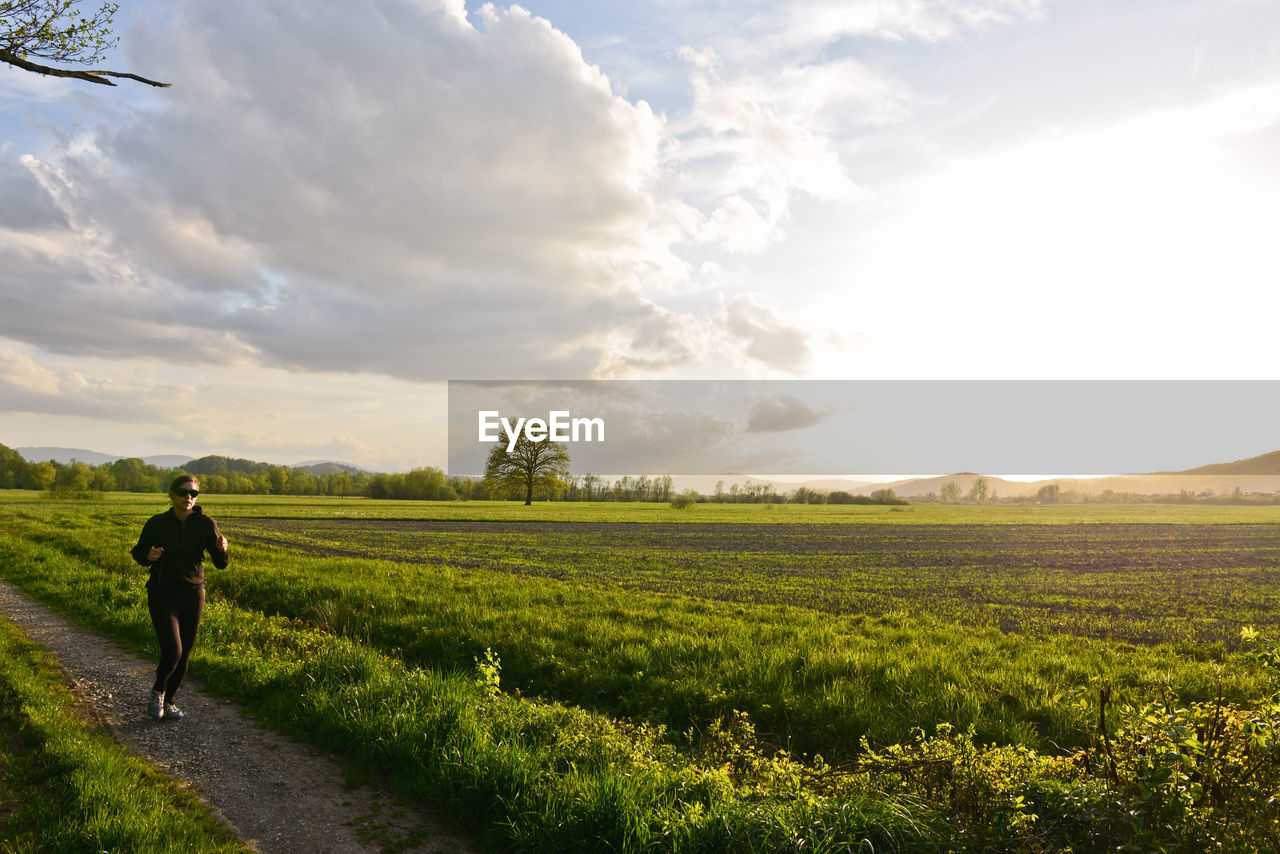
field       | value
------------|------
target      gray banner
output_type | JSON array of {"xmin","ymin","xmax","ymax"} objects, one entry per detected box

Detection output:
[{"xmin": 447, "ymin": 380, "xmax": 1280, "ymax": 476}]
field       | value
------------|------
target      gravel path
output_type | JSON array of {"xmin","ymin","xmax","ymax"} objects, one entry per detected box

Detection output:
[{"xmin": 0, "ymin": 578, "xmax": 476, "ymax": 854}]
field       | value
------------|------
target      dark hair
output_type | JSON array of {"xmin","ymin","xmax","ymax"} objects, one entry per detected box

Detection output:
[{"xmin": 169, "ymin": 474, "xmax": 199, "ymax": 494}]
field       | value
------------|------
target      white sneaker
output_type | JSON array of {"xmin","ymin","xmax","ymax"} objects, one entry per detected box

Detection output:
[
  {"xmin": 163, "ymin": 702, "xmax": 184, "ymax": 721},
  {"xmin": 148, "ymin": 689, "xmax": 165, "ymax": 719}
]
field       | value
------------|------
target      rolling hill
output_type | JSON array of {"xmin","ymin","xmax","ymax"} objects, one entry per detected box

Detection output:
[{"xmin": 1173, "ymin": 448, "xmax": 1280, "ymax": 476}]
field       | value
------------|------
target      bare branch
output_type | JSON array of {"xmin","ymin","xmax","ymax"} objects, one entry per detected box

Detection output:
[{"xmin": 0, "ymin": 46, "xmax": 169, "ymax": 87}]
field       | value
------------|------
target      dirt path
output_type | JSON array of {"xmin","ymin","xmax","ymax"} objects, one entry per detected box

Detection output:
[{"xmin": 0, "ymin": 578, "xmax": 476, "ymax": 854}]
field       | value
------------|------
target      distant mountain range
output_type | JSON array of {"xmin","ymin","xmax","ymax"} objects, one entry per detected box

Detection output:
[
  {"xmin": 15, "ymin": 447, "xmax": 369, "ymax": 476},
  {"xmin": 847, "ymin": 448, "xmax": 1280, "ymax": 498},
  {"xmin": 15, "ymin": 447, "xmax": 191, "ymax": 468},
  {"xmin": 1170, "ymin": 449, "xmax": 1280, "ymax": 476}
]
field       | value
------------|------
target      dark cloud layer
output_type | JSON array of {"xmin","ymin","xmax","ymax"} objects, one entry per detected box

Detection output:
[{"xmin": 0, "ymin": 157, "xmax": 67, "ymax": 230}]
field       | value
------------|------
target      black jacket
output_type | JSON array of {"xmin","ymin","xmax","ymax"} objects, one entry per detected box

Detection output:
[{"xmin": 131, "ymin": 506, "xmax": 228, "ymax": 588}]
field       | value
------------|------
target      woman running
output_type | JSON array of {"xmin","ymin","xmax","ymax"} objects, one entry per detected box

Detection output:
[{"xmin": 131, "ymin": 474, "xmax": 228, "ymax": 720}]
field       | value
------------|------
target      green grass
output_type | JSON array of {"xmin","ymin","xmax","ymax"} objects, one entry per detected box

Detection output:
[
  {"xmin": 19, "ymin": 496, "xmax": 1279, "ymax": 760},
  {"xmin": 0, "ymin": 514, "xmax": 935, "ymax": 852},
  {"xmin": 199, "ymin": 528, "xmax": 1270, "ymax": 760},
  {"xmin": 2, "ymin": 490, "xmax": 1278, "ymax": 852},
  {"xmin": 0, "ymin": 614, "xmax": 249, "ymax": 854}
]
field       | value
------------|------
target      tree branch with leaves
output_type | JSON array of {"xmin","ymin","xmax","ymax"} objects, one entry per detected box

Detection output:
[{"xmin": 1, "ymin": 0, "xmax": 169, "ymax": 86}]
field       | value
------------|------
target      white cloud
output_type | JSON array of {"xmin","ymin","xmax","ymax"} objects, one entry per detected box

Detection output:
[
  {"xmin": 665, "ymin": 48, "xmax": 868, "ymax": 255},
  {"xmin": 781, "ymin": 0, "xmax": 1045, "ymax": 47},
  {"xmin": 0, "ymin": 344, "xmax": 200, "ymax": 420},
  {"xmin": 655, "ymin": 0, "xmax": 1029, "ymax": 258},
  {"xmin": 2, "ymin": 0, "xmax": 1050, "ymax": 388},
  {"xmin": 0, "ymin": 0, "xmax": 701, "ymax": 380},
  {"xmin": 0, "ymin": 347, "xmax": 62, "ymax": 397}
]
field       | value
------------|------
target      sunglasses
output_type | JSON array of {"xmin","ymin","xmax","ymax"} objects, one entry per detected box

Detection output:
[{"xmin": 173, "ymin": 488, "xmax": 200, "ymax": 498}]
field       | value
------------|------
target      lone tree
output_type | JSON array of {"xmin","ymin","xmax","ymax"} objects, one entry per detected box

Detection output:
[
  {"xmin": 484, "ymin": 434, "xmax": 571, "ymax": 506},
  {"xmin": 1, "ymin": 0, "xmax": 169, "ymax": 87}
]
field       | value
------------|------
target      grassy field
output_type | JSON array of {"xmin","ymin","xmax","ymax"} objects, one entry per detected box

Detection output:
[{"xmin": 1, "ymin": 489, "xmax": 1277, "ymax": 852}]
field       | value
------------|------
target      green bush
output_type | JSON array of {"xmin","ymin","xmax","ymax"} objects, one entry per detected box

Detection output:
[{"xmin": 670, "ymin": 490, "xmax": 700, "ymax": 510}]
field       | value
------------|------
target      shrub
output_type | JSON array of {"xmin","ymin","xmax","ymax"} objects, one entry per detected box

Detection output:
[{"xmin": 670, "ymin": 491, "xmax": 699, "ymax": 510}]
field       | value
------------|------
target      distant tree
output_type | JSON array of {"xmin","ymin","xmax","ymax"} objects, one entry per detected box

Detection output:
[
  {"xmin": 403, "ymin": 466, "xmax": 456, "ymax": 500},
  {"xmin": 55, "ymin": 460, "xmax": 91, "ymax": 491},
  {"xmin": 0, "ymin": 0, "xmax": 169, "ymax": 86},
  {"xmin": 558, "ymin": 474, "xmax": 581, "ymax": 500},
  {"xmin": 365, "ymin": 472, "xmax": 392, "ymax": 500},
  {"xmin": 90, "ymin": 463, "xmax": 115, "ymax": 492},
  {"xmin": 0, "ymin": 443, "xmax": 28, "ymax": 488},
  {"xmin": 483, "ymin": 434, "xmax": 570, "ymax": 505},
  {"xmin": 870, "ymin": 487, "xmax": 907, "ymax": 505},
  {"xmin": 791, "ymin": 486, "xmax": 824, "ymax": 504},
  {"xmin": 1036, "ymin": 483, "xmax": 1061, "ymax": 504},
  {"xmin": 28, "ymin": 460, "xmax": 55, "ymax": 490},
  {"xmin": 288, "ymin": 469, "xmax": 317, "ymax": 496},
  {"xmin": 446, "ymin": 475, "xmax": 481, "ymax": 501},
  {"xmin": 967, "ymin": 477, "xmax": 989, "ymax": 504},
  {"xmin": 743, "ymin": 480, "xmax": 776, "ymax": 503},
  {"xmin": 826, "ymin": 490, "xmax": 855, "ymax": 504},
  {"xmin": 268, "ymin": 466, "xmax": 289, "ymax": 495},
  {"xmin": 109, "ymin": 457, "xmax": 147, "ymax": 491},
  {"xmin": 940, "ymin": 481, "xmax": 962, "ymax": 504},
  {"xmin": 614, "ymin": 475, "xmax": 634, "ymax": 502}
]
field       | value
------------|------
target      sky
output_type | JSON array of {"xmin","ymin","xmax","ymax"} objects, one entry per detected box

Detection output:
[{"xmin": 2, "ymin": 0, "xmax": 1279, "ymax": 472}]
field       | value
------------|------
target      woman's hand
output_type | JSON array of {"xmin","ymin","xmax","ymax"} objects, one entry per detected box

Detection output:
[{"xmin": 146, "ymin": 545, "xmax": 164, "ymax": 562}]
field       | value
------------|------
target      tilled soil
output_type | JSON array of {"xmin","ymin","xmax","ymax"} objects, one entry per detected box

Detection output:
[
  {"xmin": 228, "ymin": 518, "xmax": 1280, "ymax": 569},
  {"xmin": 0, "ymin": 578, "xmax": 475, "ymax": 854}
]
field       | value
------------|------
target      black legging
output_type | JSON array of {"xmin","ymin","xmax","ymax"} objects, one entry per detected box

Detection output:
[{"xmin": 148, "ymin": 584, "xmax": 205, "ymax": 702}]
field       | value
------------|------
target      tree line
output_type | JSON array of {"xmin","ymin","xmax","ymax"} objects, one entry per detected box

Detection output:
[
  {"xmin": 0, "ymin": 444, "xmax": 466, "ymax": 499},
  {"xmin": 13, "ymin": 442, "xmax": 1269, "ymax": 506},
  {"xmin": 0, "ymin": 442, "xmax": 912, "ymax": 504}
]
